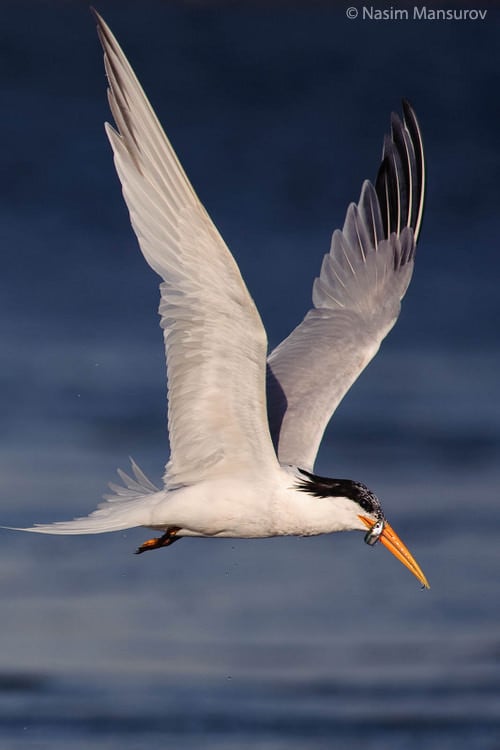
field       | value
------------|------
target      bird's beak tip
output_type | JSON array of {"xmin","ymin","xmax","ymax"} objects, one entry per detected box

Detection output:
[{"xmin": 358, "ymin": 515, "xmax": 430, "ymax": 590}]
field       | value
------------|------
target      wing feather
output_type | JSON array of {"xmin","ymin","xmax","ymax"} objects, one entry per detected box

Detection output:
[
  {"xmin": 93, "ymin": 11, "xmax": 278, "ymax": 488},
  {"xmin": 267, "ymin": 102, "xmax": 425, "ymax": 471}
]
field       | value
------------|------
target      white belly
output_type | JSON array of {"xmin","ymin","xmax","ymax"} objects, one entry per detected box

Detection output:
[
  {"xmin": 147, "ymin": 474, "xmax": 282, "ymax": 538},
  {"xmin": 145, "ymin": 466, "xmax": 347, "ymax": 539}
]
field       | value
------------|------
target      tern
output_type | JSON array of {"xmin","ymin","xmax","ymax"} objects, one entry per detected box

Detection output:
[{"xmin": 10, "ymin": 11, "xmax": 429, "ymax": 589}]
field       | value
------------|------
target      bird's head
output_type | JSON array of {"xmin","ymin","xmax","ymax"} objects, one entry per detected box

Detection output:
[{"xmin": 296, "ymin": 469, "xmax": 429, "ymax": 589}]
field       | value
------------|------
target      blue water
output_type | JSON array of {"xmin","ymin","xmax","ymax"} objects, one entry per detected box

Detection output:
[{"xmin": 1, "ymin": 2, "xmax": 500, "ymax": 748}]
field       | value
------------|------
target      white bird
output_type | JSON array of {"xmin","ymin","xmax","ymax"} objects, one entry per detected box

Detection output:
[{"xmin": 10, "ymin": 10, "xmax": 429, "ymax": 589}]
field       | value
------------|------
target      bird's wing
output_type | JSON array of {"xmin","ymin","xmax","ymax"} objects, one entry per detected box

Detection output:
[
  {"xmin": 267, "ymin": 101, "xmax": 425, "ymax": 471},
  {"xmin": 94, "ymin": 11, "xmax": 279, "ymax": 489}
]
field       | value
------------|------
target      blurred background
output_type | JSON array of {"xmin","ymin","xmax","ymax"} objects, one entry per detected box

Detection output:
[{"xmin": 1, "ymin": 1, "xmax": 500, "ymax": 748}]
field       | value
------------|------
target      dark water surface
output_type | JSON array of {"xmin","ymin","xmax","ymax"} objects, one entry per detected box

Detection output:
[{"xmin": 1, "ymin": 2, "xmax": 500, "ymax": 748}]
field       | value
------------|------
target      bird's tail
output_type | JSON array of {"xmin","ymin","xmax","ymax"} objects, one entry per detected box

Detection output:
[{"xmin": 6, "ymin": 460, "xmax": 160, "ymax": 535}]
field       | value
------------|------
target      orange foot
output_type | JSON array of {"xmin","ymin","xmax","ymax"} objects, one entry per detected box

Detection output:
[{"xmin": 135, "ymin": 527, "xmax": 181, "ymax": 554}]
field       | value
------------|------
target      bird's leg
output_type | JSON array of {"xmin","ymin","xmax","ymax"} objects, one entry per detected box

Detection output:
[{"xmin": 135, "ymin": 526, "xmax": 181, "ymax": 554}]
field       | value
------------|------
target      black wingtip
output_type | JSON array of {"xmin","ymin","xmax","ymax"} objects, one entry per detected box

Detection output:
[
  {"xmin": 90, "ymin": 7, "xmax": 106, "ymax": 50},
  {"xmin": 401, "ymin": 97, "xmax": 414, "ymax": 118},
  {"xmin": 401, "ymin": 100, "xmax": 426, "ymax": 242},
  {"xmin": 90, "ymin": 6, "xmax": 113, "ymax": 52},
  {"xmin": 374, "ymin": 100, "xmax": 425, "ymax": 245}
]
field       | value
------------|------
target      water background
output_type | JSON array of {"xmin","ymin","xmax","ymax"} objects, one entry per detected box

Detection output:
[{"xmin": 1, "ymin": 2, "xmax": 500, "ymax": 748}]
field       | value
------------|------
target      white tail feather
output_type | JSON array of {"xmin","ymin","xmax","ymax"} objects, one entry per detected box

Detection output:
[
  {"xmin": 104, "ymin": 458, "xmax": 159, "ymax": 501},
  {"xmin": 7, "ymin": 460, "xmax": 160, "ymax": 535}
]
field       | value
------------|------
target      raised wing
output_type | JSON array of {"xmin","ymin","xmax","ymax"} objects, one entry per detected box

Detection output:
[
  {"xmin": 267, "ymin": 101, "xmax": 425, "ymax": 471},
  {"xmin": 94, "ymin": 11, "xmax": 279, "ymax": 488}
]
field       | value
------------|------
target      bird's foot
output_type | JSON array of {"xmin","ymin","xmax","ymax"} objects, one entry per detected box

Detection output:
[{"xmin": 135, "ymin": 527, "xmax": 181, "ymax": 554}]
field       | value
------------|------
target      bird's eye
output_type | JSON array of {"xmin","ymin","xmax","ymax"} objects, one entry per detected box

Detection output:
[{"xmin": 364, "ymin": 519, "xmax": 384, "ymax": 546}]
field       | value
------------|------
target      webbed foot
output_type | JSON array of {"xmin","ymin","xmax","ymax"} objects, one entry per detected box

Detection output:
[{"xmin": 135, "ymin": 526, "xmax": 181, "ymax": 554}]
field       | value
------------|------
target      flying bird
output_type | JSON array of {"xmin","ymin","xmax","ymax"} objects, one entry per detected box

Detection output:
[{"xmin": 10, "ymin": 10, "xmax": 429, "ymax": 589}]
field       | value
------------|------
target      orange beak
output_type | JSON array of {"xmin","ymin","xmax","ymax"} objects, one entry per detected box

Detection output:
[{"xmin": 359, "ymin": 515, "xmax": 430, "ymax": 589}]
